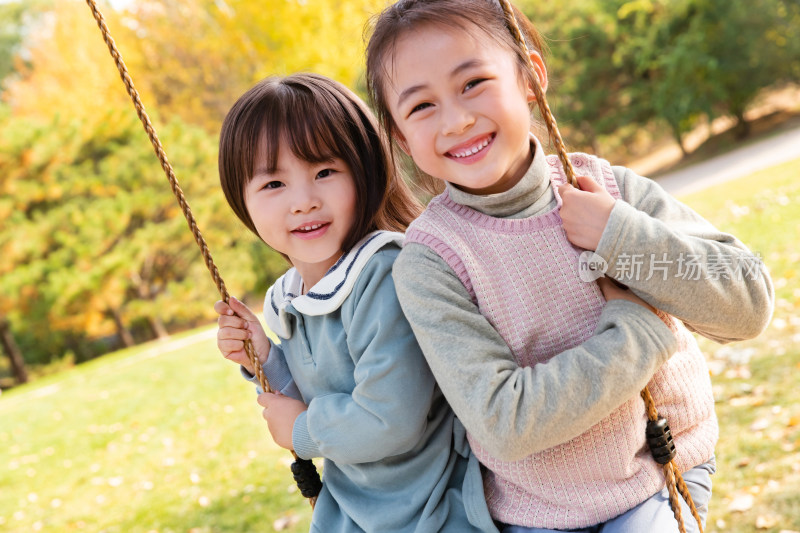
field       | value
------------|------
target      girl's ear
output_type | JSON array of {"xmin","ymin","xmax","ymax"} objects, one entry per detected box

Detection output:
[{"xmin": 526, "ymin": 51, "xmax": 548, "ymax": 102}]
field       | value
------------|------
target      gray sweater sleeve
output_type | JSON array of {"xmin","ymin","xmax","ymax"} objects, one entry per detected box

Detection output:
[
  {"xmin": 597, "ymin": 167, "xmax": 774, "ymax": 343},
  {"xmin": 393, "ymin": 244, "xmax": 679, "ymax": 462}
]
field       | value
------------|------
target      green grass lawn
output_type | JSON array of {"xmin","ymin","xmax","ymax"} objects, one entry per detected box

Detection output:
[
  {"xmin": 0, "ymin": 331, "xmax": 314, "ymax": 532},
  {"xmin": 1, "ymin": 158, "xmax": 798, "ymax": 533},
  {"xmin": 679, "ymin": 157, "xmax": 800, "ymax": 533}
]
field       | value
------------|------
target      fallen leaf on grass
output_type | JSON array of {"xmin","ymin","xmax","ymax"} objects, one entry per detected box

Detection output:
[
  {"xmin": 729, "ymin": 396, "xmax": 764, "ymax": 407},
  {"xmin": 724, "ymin": 367, "xmax": 752, "ymax": 379},
  {"xmin": 273, "ymin": 513, "xmax": 301, "ymax": 531},
  {"xmin": 728, "ymin": 493, "xmax": 754, "ymax": 512},
  {"xmin": 756, "ymin": 515, "xmax": 779, "ymax": 529},
  {"xmin": 750, "ymin": 418, "xmax": 770, "ymax": 432}
]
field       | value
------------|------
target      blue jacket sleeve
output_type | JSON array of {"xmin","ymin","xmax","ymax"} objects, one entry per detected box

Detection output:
[
  {"xmin": 240, "ymin": 341, "xmax": 302, "ymax": 401},
  {"xmin": 291, "ymin": 249, "xmax": 436, "ymax": 464}
]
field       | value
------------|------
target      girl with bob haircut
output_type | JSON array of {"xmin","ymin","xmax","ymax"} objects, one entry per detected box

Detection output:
[
  {"xmin": 365, "ymin": 1, "xmax": 773, "ymax": 532},
  {"xmin": 215, "ymin": 73, "xmax": 499, "ymax": 532}
]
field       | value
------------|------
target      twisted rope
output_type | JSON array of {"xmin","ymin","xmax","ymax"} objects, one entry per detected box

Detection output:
[
  {"xmin": 497, "ymin": 0, "xmax": 576, "ymax": 187},
  {"xmin": 641, "ymin": 388, "xmax": 705, "ymax": 533},
  {"xmin": 498, "ymin": 1, "xmax": 703, "ymax": 531},
  {"xmin": 84, "ymin": 0, "xmax": 318, "ymax": 508}
]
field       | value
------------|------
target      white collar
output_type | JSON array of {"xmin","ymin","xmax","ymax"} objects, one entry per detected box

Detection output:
[{"xmin": 263, "ymin": 231, "xmax": 404, "ymax": 338}]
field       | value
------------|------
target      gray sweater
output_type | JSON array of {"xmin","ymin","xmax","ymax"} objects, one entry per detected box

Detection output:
[{"xmin": 393, "ymin": 139, "xmax": 774, "ymax": 461}]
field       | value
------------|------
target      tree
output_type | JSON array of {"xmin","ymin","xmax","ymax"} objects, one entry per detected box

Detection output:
[
  {"xmin": 119, "ymin": 0, "xmax": 387, "ymax": 132},
  {"xmin": 524, "ymin": 0, "xmax": 655, "ymax": 152},
  {"xmin": 0, "ymin": 0, "xmax": 47, "ymax": 94},
  {"xmin": 4, "ymin": 0, "xmax": 134, "ymax": 124},
  {"xmin": 0, "ymin": 316, "xmax": 27, "ymax": 384},
  {"xmin": 528, "ymin": 0, "xmax": 800, "ymax": 155},
  {"xmin": 698, "ymin": 0, "xmax": 800, "ymax": 138},
  {"xmin": 0, "ymin": 0, "xmax": 297, "ymax": 367},
  {"xmin": 614, "ymin": 0, "xmax": 799, "ymax": 144}
]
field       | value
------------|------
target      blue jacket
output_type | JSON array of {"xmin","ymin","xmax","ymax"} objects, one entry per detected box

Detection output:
[{"xmin": 256, "ymin": 231, "xmax": 497, "ymax": 533}]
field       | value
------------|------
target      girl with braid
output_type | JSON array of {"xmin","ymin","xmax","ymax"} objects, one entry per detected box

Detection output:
[{"xmin": 365, "ymin": 1, "xmax": 773, "ymax": 531}]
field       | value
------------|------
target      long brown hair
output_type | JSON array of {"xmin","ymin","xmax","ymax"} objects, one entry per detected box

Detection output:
[
  {"xmin": 365, "ymin": 0, "xmax": 546, "ymax": 193},
  {"xmin": 218, "ymin": 73, "xmax": 422, "ymax": 254}
]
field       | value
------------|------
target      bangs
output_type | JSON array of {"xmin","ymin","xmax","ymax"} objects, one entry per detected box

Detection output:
[{"xmin": 257, "ymin": 82, "xmax": 346, "ymax": 175}]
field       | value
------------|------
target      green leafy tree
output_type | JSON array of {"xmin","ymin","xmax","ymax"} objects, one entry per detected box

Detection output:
[
  {"xmin": 525, "ymin": 0, "xmax": 654, "ymax": 152},
  {"xmin": 530, "ymin": 0, "xmax": 799, "ymax": 155},
  {"xmin": 698, "ymin": 0, "xmax": 800, "ymax": 138},
  {"xmin": 0, "ymin": 107, "xmax": 284, "ymax": 365},
  {"xmin": 615, "ymin": 0, "xmax": 799, "ymax": 145},
  {"xmin": 0, "ymin": 0, "xmax": 296, "ymax": 367}
]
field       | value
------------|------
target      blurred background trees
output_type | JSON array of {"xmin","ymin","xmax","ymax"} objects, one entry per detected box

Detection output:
[
  {"xmin": 1, "ymin": 0, "xmax": 798, "ymax": 384},
  {"xmin": 530, "ymin": 0, "xmax": 800, "ymax": 153}
]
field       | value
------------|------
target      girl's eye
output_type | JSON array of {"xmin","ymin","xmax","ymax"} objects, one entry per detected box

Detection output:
[
  {"xmin": 464, "ymin": 78, "xmax": 486, "ymax": 92},
  {"xmin": 408, "ymin": 102, "xmax": 432, "ymax": 117},
  {"xmin": 316, "ymin": 168, "xmax": 335, "ymax": 179},
  {"xmin": 262, "ymin": 180, "xmax": 283, "ymax": 190}
]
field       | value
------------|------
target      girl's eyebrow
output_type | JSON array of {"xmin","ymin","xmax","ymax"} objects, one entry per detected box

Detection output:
[{"xmin": 396, "ymin": 59, "xmax": 484, "ymax": 108}]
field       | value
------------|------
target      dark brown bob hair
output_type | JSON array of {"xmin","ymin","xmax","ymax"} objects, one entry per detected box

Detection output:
[
  {"xmin": 366, "ymin": 0, "xmax": 546, "ymax": 140},
  {"xmin": 218, "ymin": 73, "xmax": 421, "ymax": 255}
]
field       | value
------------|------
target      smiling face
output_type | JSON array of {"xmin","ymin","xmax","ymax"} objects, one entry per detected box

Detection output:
[
  {"xmin": 387, "ymin": 24, "xmax": 545, "ymax": 196},
  {"xmin": 245, "ymin": 140, "xmax": 357, "ymax": 289}
]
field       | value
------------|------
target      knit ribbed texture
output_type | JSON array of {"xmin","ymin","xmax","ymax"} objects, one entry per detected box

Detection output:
[{"xmin": 405, "ymin": 153, "xmax": 718, "ymax": 529}]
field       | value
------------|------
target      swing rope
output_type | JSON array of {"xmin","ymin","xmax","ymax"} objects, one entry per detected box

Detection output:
[
  {"xmin": 83, "ymin": 0, "xmax": 320, "ymax": 508},
  {"xmin": 497, "ymin": 1, "xmax": 704, "ymax": 531}
]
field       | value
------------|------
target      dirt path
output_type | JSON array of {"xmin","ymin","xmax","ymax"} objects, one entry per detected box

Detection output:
[{"xmin": 652, "ymin": 124, "xmax": 800, "ymax": 197}]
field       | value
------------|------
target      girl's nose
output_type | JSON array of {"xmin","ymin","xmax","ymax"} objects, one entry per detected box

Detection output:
[
  {"xmin": 290, "ymin": 186, "xmax": 321, "ymax": 214},
  {"xmin": 441, "ymin": 102, "xmax": 475, "ymax": 136}
]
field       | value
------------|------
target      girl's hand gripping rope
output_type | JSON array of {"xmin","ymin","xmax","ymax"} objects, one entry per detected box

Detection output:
[
  {"xmin": 214, "ymin": 296, "xmax": 270, "ymax": 376},
  {"xmin": 559, "ymin": 174, "xmax": 616, "ymax": 251},
  {"xmin": 258, "ymin": 392, "xmax": 309, "ymax": 451}
]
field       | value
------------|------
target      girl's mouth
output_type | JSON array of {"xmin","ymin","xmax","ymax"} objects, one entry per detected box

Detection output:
[
  {"xmin": 292, "ymin": 222, "xmax": 330, "ymax": 240},
  {"xmin": 445, "ymin": 133, "xmax": 495, "ymax": 163}
]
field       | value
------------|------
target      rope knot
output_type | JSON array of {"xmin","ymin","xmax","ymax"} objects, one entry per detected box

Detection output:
[
  {"xmin": 291, "ymin": 458, "xmax": 323, "ymax": 499},
  {"xmin": 646, "ymin": 417, "xmax": 677, "ymax": 465}
]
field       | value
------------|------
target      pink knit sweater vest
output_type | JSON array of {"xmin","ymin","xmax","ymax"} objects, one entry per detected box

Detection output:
[{"xmin": 405, "ymin": 153, "xmax": 718, "ymax": 528}]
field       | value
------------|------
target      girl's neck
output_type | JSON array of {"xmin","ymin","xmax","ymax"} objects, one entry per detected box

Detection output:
[{"xmin": 293, "ymin": 252, "xmax": 346, "ymax": 295}]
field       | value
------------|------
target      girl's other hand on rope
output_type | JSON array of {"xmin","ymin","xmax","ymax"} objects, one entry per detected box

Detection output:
[
  {"xmin": 559, "ymin": 175, "xmax": 615, "ymax": 251},
  {"xmin": 597, "ymin": 277, "xmax": 656, "ymax": 314},
  {"xmin": 214, "ymin": 296, "xmax": 270, "ymax": 375},
  {"xmin": 258, "ymin": 392, "xmax": 308, "ymax": 450}
]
